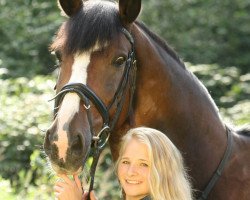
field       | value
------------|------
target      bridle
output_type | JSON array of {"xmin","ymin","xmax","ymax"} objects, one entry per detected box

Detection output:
[{"xmin": 51, "ymin": 27, "xmax": 137, "ymax": 197}]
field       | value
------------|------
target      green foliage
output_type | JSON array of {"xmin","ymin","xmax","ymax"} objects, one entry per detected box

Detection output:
[
  {"xmin": 188, "ymin": 63, "xmax": 250, "ymax": 124},
  {"xmin": 140, "ymin": 0, "xmax": 250, "ymax": 73},
  {"xmin": 0, "ymin": 176, "xmax": 15, "ymax": 200},
  {"xmin": 0, "ymin": 0, "xmax": 249, "ymax": 79},
  {"xmin": 0, "ymin": 150, "xmax": 56, "ymax": 199},
  {"xmin": 0, "ymin": 76, "xmax": 56, "ymax": 198},
  {"xmin": 0, "ymin": 0, "xmax": 62, "ymax": 78}
]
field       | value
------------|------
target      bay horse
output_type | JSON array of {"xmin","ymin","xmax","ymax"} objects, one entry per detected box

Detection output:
[{"xmin": 43, "ymin": 0, "xmax": 250, "ymax": 199}]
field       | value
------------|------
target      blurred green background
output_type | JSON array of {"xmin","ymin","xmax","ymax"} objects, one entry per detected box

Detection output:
[{"xmin": 0, "ymin": 0, "xmax": 249, "ymax": 199}]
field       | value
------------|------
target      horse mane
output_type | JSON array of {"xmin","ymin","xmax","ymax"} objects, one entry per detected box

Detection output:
[
  {"xmin": 236, "ymin": 124, "xmax": 250, "ymax": 136},
  {"xmin": 135, "ymin": 21, "xmax": 186, "ymax": 68}
]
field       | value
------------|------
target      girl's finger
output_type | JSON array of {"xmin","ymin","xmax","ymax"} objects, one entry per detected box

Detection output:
[
  {"xmin": 90, "ymin": 191, "xmax": 98, "ymax": 200},
  {"xmin": 55, "ymin": 192, "xmax": 60, "ymax": 197},
  {"xmin": 54, "ymin": 185, "xmax": 64, "ymax": 193},
  {"xmin": 82, "ymin": 190, "xmax": 89, "ymax": 200},
  {"xmin": 73, "ymin": 174, "xmax": 82, "ymax": 190},
  {"xmin": 55, "ymin": 181, "xmax": 68, "ymax": 188},
  {"xmin": 58, "ymin": 174, "xmax": 72, "ymax": 184}
]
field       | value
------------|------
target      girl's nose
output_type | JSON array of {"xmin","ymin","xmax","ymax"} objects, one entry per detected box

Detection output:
[{"xmin": 127, "ymin": 164, "xmax": 139, "ymax": 176}]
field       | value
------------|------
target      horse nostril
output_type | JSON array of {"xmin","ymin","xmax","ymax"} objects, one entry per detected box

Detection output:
[
  {"xmin": 44, "ymin": 129, "xmax": 58, "ymax": 153},
  {"xmin": 44, "ymin": 130, "xmax": 52, "ymax": 154},
  {"xmin": 71, "ymin": 134, "xmax": 83, "ymax": 155},
  {"xmin": 46, "ymin": 129, "xmax": 58, "ymax": 142}
]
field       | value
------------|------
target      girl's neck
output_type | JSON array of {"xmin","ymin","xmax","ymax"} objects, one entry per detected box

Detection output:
[{"xmin": 126, "ymin": 195, "xmax": 150, "ymax": 200}]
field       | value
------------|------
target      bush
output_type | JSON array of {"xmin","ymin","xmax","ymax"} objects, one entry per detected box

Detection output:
[
  {"xmin": 140, "ymin": 0, "xmax": 250, "ymax": 73},
  {"xmin": 1, "ymin": 0, "xmax": 249, "ymax": 78},
  {"xmin": 0, "ymin": 76, "xmax": 55, "ymax": 197},
  {"xmin": 188, "ymin": 63, "xmax": 250, "ymax": 124},
  {"xmin": 0, "ymin": 0, "xmax": 61, "ymax": 78}
]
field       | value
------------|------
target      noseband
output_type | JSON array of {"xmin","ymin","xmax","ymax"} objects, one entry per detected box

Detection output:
[{"xmin": 51, "ymin": 27, "xmax": 137, "ymax": 195}]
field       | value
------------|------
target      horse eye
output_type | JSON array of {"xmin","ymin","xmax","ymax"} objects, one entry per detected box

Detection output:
[
  {"xmin": 113, "ymin": 56, "xmax": 126, "ymax": 67},
  {"xmin": 52, "ymin": 51, "xmax": 62, "ymax": 63}
]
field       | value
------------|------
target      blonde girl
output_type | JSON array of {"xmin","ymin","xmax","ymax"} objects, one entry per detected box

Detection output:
[{"xmin": 55, "ymin": 127, "xmax": 193, "ymax": 200}]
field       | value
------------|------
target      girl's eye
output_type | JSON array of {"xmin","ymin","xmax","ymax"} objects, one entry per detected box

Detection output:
[
  {"xmin": 113, "ymin": 56, "xmax": 126, "ymax": 67},
  {"xmin": 140, "ymin": 163, "xmax": 149, "ymax": 167},
  {"xmin": 122, "ymin": 160, "xmax": 130, "ymax": 164}
]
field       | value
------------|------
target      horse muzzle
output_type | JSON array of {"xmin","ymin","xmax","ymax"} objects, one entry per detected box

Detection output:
[{"xmin": 43, "ymin": 118, "xmax": 92, "ymax": 174}]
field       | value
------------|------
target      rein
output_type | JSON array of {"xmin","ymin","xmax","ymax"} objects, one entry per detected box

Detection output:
[
  {"xmin": 198, "ymin": 126, "xmax": 233, "ymax": 200},
  {"xmin": 51, "ymin": 27, "xmax": 136, "ymax": 198}
]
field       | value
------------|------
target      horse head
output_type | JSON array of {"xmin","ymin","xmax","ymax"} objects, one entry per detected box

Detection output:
[{"xmin": 44, "ymin": 0, "xmax": 141, "ymax": 175}]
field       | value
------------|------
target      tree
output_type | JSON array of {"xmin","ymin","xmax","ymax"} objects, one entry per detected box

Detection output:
[
  {"xmin": 140, "ymin": 0, "xmax": 250, "ymax": 73},
  {"xmin": 0, "ymin": 0, "xmax": 62, "ymax": 78}
]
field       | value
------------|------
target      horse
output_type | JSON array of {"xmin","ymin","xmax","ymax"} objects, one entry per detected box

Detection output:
[{"xmin": 43, "ymin": 0, "xmax": 250, "ymax": 199}]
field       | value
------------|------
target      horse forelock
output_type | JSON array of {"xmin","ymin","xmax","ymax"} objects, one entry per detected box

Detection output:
[{"xmin": 56, "ymin": 0, "xmax": 122, "ymax": 55}]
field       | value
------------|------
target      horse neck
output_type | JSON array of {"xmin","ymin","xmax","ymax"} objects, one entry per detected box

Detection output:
[
  {"xmin": 131, "ymin": 23, "xmax": 227, "ymax": 188},
  {"xmin": 132, "ymin": 23, "xmax": 224, "ymax": 133}
]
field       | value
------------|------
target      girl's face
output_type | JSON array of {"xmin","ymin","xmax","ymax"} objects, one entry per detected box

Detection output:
[{"xmin": 118, "ymin": 138, "xmax": 150, "ymax": 200}]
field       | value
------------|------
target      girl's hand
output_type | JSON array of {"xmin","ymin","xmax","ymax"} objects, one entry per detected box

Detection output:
[
  {"xmin": 82, "ymin": 190, "xmax": 98, "ymax": 200},
  {"xmin": 54, "ymin": 174, "xmax": 83, "ymax": 200}
]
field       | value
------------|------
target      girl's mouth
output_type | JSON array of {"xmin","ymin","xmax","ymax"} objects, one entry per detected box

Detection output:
[{"xmin": 126, "ymin": 179, "xmax": 142, "ymax": 184}]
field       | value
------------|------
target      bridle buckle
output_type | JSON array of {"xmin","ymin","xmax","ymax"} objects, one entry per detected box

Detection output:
[{"xmin": 92, "ymin": 125, "xmax": 110, "ymax": 149}]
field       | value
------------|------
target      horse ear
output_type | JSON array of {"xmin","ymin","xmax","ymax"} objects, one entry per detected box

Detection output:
[
  {"xmin": 119, "ymin": 0, "xmax": 141, "ymax": 24},
  {"xmin": 58, "ymin": 0, "xmax": 83, "ymax": 17}
]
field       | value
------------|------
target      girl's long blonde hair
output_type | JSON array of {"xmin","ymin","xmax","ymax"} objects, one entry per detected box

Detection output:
[{"xmin": 115, "ymin": 127, "xmax": 193, "ymax": 200}]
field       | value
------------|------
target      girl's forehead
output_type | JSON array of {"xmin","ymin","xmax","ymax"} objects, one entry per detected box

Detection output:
[{"xmin": 122, "ymin": 138, "xmax": 150, "ymax": 160}]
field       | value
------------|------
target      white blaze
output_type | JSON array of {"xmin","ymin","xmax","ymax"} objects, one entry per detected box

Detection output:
[{"xmin": 55, "ymin": 53, "xmax": 90, "ymax": 160}]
